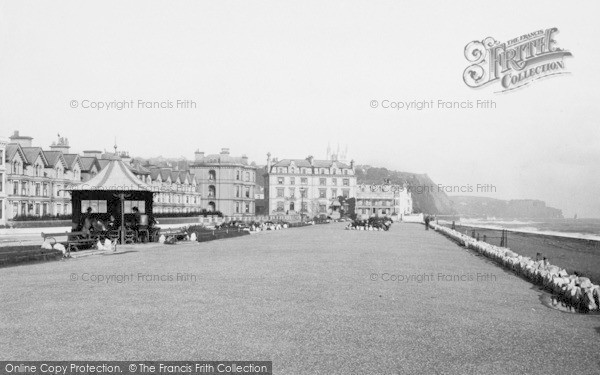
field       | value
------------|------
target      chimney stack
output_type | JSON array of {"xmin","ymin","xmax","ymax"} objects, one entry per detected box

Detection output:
[
  {"xmin": 220, "ymin": 148, "xmax": 230, "ymax": 155},
  {"xmin": 9, "ymin": 130, "xmax": 33, "ymax": 147},
  {"xmin": 194, "ymin": 150, "xmax": 205, "ymax": 162}
]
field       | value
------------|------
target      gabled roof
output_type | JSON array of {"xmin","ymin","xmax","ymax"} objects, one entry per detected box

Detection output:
[
  {"xmin": 68, "ymin": 157, "xmax": 154, "ymax": 192},
  {"xmin": 160, "ymin": 169, "xmax": 172, "ymax": 182},
  {"xmin": 179, "ymin": 171, "xmax": 189, "ymax": 184},
  {"xmin": 170, "ymin": 171, "xmax": 181, "ymax": 183},
  {"xmin": 42, "ymin": 150, "xmax": 67, "ymax": 168},
  {"xmin": 149, "ymin": 168, "xmax": 162, "ymax": 181},
  {"xmin": 5, "ymin": 143, "xmax": 27, "ymax": 163},
  {"xmin": 62, "ymin": 153, "xmax": 83, "ymax": 170},
  {"xmin": 22, "ymin": 147, "xmax": 49, "ymax": 166},
  {"xmin": 97, "ymin": 159, "xmax": 110, "ymax": 169},
  {"xmin": 80, "ymin": 156, "xmax": 100, "ymax": 172}
]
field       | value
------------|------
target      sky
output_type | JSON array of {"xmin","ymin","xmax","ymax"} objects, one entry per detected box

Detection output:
[{"xmin": 1, "ymin": 1, "xmax": 599, "ymax": 217}]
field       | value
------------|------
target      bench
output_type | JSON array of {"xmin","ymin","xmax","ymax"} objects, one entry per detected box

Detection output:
[{"xmin": 41, "ymin": 231, "xmax": 97, "ymax": 252}]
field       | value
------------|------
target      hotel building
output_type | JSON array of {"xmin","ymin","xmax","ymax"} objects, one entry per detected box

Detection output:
[
  {"xmin": 264, "ymin": 154, "xmax": 357, "ymax": 218},
  {"xmin": 189, "ymin": 148, "xmax": 257, "ymax": 217}
]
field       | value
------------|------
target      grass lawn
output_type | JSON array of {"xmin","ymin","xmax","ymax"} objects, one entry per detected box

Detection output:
[{"xmin": 1, "ymin": 223, "xmax": 599, "ymax": 374}]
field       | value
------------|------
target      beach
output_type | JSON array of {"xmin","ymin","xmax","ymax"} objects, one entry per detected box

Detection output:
[{"xmin": 444, "ymin": 223, "xmax": 600, "ymax": 284}]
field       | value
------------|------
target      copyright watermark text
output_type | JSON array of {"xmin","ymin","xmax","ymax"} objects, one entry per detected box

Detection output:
[
  {"xmin": 370, "ymin": 272, "xmax": 497, "ymax": 283},
  {"xmin": 69, "ymin": 99, "xmax": 197, "ymax": 110},
  {"xmin": 70, "ymin": 272, "xmax": 199, "ymax": 283},
  {"xmin": 370, "ymin": 99, "xmax": 496, "ymax": 111}
]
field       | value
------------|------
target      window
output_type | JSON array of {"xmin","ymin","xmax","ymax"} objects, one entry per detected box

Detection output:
[
  {"xmin": 277, "ymin": 177, "xmax": 284, "ymax": 185},
  {"xmin": 0, "ymin": 173, "xmax": 3, "ymax": 192},
  {"xmin": 123, "ymin": 200, "xmax": 146, "ymax": 214},
  {"xmin": 321, "ymin": 169, "xmax": 325, "ymax": 175},
  {"xmin": 0, "ymin": 199, "xmax": 3, "ymax": 219},
  {"xmin": 208, "ymin": 185, "xmax": 216, "ymax": 198},
  {"xmin": 289, "ymin": 188, "xmax": 295, "ymax": 198},
  {"xmin": 301, "ymin": 168, "xmax": 306, "ymax": 174},
  {"xmin": 331, "ymin": 189, "xmax": 337, "ymax": 198},
  {"xmin": 244, "ymin": 186, "xmax": 250, "ymax": 198},
  {"xmin": 342, "ymin": 189, "xmax": 350, "ymax": 198},
  {"xmin": 332, "ymin": 178, "xmax": 337, "ymax": 185},
  {"xmin": 80, "ymin": 200, "xmax": 109, "ymax": 213},
  {"xmin": 236, "ymin": 170, "xmax": 240, "ymax": 180},
  {"xmin": 35, "ymin": 183, "xmax": 40, "ymax": 196},
  {"xmin": 343, "ymin": 170, "xmax": 348, "ymax": 175},
  {"xmin": 22, "ymin": 182, "xmax": 27, "ymax": 196},
  {"xmin": 235, "ymin": 202, "xmax": 240, "ymax": 214},
  {"xmin": 208, "ymin": 170, "xmax": 216, "ymax": 181},
  {"xmin": 245, "ymin": 172, "xmax": 250, "ymax": 182},
  {"xmin": 300, "ymin": 189, "xmax": 307, "ymax": 198},
  {"xmin": 319, "ymin": 189, "xmax": 326, "ymax": 198},
  {"xmin": 319, "ymin": 204, "xmax": 327, "ymax": 213},
  {"xmin": 301, "ymin": 177, "xmax": 308, "ymax": 185},
  {"xmin": 276, "ymin": 201, "xmax": 284, "ymax": 211},
  {"xmin": 343, "ymin": 179, "xmax": 349, "ymax": 186},
  {"xmin": 245, "ymin": 202, "xmax": 250, "ymax": 213},
  {"xmin": 319, "ymin": 178, "xmax": 326, "ymax": 186},
  {"xmin": 42, "ymin": 183, "xmax": 48, "ymax": 197},
  {"xmin": 276, "ymin": 188, "xmax": 284, "ymax": 198},
  {"xmin": 35, "ymin": 203, "xmax": 40, "ymax": 216},
  {"xmin": 235, "ymin": 186, "xmax": 241, "ymax": 198},
  {"xmin": 290, "ymin": 177, "xmax": 295, "ymax": 185},
  {"xmin": 13, "ymin": 181, "xmax": 18, "ymax": 195}
]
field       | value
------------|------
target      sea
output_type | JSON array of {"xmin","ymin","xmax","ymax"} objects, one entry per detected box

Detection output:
[{"xmin": 448, "ymin": 218, "xmax": 600, "ymax": 242}]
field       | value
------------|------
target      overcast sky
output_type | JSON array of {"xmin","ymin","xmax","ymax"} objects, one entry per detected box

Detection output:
[{"xmin": 1, "ymin": 1, "xmax": 599, "ymax": 217}]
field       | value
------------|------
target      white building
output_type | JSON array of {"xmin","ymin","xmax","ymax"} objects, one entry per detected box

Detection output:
[{"xmin": 355, "ymin": 183, "xmax": 413, "ymax": 220}]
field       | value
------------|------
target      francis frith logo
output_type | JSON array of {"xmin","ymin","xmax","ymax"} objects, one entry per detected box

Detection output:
[{"xmin": 463, "ymin": 28, "xmax": 572, "ymax": 92}]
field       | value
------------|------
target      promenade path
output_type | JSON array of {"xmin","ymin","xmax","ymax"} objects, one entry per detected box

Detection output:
[{"xmin": 1, "ymin": 223, "xmax": 599, "ymax": 374}]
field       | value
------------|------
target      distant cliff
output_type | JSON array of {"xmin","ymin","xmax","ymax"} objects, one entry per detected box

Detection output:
[
  {"xmin": 450, "ymin": 196, "xmax": 563, "ymax": 219},
  {"xmin": 355, "ymin": 166, "xmax": 456, "ymax": 215}
]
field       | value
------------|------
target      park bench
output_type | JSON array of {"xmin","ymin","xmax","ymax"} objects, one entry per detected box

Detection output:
[{"xmin": 41, "ymin": 231, "xmax": 97, "ymax": 252}]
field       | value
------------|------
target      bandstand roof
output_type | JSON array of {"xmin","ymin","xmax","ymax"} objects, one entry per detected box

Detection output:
[{"xmin": 68, "ymin": 156, "xmax": 154, "ymax": 192}]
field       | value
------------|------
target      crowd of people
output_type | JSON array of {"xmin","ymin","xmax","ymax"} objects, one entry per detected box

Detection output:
[{"xmin": 345, "ymin": 217, "xmax": 393, "ymax": 231}]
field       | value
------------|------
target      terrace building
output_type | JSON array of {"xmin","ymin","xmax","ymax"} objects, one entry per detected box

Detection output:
[
  {"xmin": 189, "ymin": 148, "xmax": 257, "ymax": 217},
  {"xmin": 264, "ymin": 154, "xmax": 357, "ymax": 218},
  {"xmin": 4, "ymin": 132, "xmax": 88, "ymax": 219},
  {"xmin": 146, "ymin": 167, "xmax": 202, "ymax": 214}
]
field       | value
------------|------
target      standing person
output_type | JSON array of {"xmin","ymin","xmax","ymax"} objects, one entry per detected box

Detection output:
[
  {"xmin": 132, "ymin": 207, "xmax": 141, "ymax": 230},
  {"xmin": 81, "ymin": 207, "xmax": 93, "ymax": 235},
  {"xmin": 424, "ymin": 215, "xmax": 430, "ymax": 230}
]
